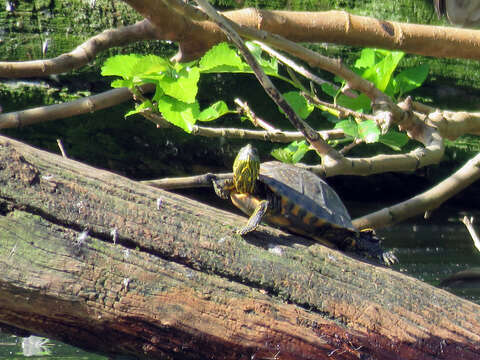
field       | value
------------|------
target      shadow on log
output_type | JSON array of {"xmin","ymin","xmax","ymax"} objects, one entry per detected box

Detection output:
[{"xmin": 0, "ymin": 135, "xmax": 479, "ymax": 359}]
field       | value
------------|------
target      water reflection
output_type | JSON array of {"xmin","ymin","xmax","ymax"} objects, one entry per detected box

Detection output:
[
  {"xmin": 21, "ymin": 336, "xmax": 50, "ymax": 357},
  {"xmin": 0, "ymin": 333, "xmax": 105, "ymax": 359}
]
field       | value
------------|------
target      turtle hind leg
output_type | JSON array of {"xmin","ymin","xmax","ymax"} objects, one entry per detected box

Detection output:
[
  {"xmin": 356, "ymin": 229, "xmax": 398, "ymax": 266},
  {"xmin": 381, "ymin": 250, "xmax": 398, "ymax": 266},
  {"xmin": 237, "ymin": 200, "xmax": 269, "ymax": 235}
]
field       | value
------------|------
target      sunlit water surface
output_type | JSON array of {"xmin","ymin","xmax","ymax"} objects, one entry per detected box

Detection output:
[{"xmin": 1, "ymin": 205, "xmax": 479, "ymax": 359}]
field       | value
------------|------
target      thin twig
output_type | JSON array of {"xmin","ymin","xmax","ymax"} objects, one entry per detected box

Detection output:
[
  {"xmin": 142, "ymin": 172, "xmax": 232, "ymax": 190},
  {"xmin": 339, "ymin": 138, "xmax": 363, "ymax": 155},
  {"xmin": 303, "ymin": 93, "xmax": 375, "ymax": 122},
  {"xmin": 255, "ymin": 41, "xmax": 355, "ymax": 97},
  {"xmin": 234, "ymin": 98, "xmax": 277, "ymax": 132},
  {"xmin": 56, "ymin": 139, "xmax": 68, "ymax": 159},
  {"xmin": 461, "ymin": 216, "xmax": 480, "ymax": 253}
]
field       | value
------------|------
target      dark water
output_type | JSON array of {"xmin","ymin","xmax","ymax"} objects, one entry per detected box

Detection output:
[
  {"xmin": 369, "ymin": 205, "xmax": 480, "ymax": 304},
  {"xmin": 1, "ymin": 206, "xmax": 479, "ymax": 359}
]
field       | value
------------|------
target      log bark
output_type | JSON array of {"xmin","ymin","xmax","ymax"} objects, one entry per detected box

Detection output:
[{"xmin": 0, "ymin": 135, "xmax": 479, "ymax": 360}]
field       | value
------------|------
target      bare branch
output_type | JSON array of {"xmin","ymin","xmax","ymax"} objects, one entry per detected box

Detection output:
[
  {"xmin": 353, "ymin": 152, "xmax": 480, "ymax": 230},
  {"xmin": 302, "ymin": 93, "xmax": 376, "ymax": 122},
  {"xmin": 0, "ymin": 20, "xmax": 156, "ymax": 78},
  {"xmin": 192, "ymin": 126, "xmax": 346, "ymax": 143},
  {"xmin": 461, "ymin": 216, "xmax": 480, "ymax": 253},
  {"xmin": 123, "ymin": 1, "xmax": 480, "ymax": 62},
  {"xmin": 254, "ymin": 42, "xmax": 340, "ymax": 93},
  {"xmin": 0, "ymin": 84, "xmax": 154, "ymax": 128},
  {"xmin": 56, "ymin": 139, "xmax": 68, "ymax": 159},
  {"xmin": 234, "ymin": 98, "xmax": 278, "ymax": 132},
  {"xmin": 426, "ymin": 109, "xmax": 480, "ymax": 140},
  {"xmin": 142, "ymin": 172, "xmax": 232, "ymax": 190}
]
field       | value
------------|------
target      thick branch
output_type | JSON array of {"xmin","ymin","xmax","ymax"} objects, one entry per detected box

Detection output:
[
  {"xmin": 121, "ymin": 1, "xmax": 480, "ymax": 62},
  {"xmin": 0, "ymin": 84, "xmax": 152, "ymax": 128},
  {"xmin": 0, "ymin": 20, "xmax": 156, "ymax": 78},
  {"xmin": 353, "ymin": 152, "xmax": 480, "ymax": 230},
  {"xmin": 426, "ymin": 109, "xmax": 480, "ymax": 140}
]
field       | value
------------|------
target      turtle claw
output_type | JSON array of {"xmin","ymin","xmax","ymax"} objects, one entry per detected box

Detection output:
[
  {"xmin": 236, "ymin": 226, "xmax": 254, "ymax": 236},
  {"xmin": 381, "ymin": 250, "xmax": 398, "ymax": 266}
]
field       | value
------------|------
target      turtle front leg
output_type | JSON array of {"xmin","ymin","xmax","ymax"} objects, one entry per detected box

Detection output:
[
  {"xmin": 237, "ymin": 200, "xmax": 269, "ymax": 235},
  {"xmin": 211, "ymin": 176, "xmax": 234, "ymax": 200}
]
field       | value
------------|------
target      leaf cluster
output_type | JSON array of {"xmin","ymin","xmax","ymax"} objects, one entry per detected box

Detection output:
[{"xmin": 101, "ymin": 44, "xmax": 429, "ymax": 163}]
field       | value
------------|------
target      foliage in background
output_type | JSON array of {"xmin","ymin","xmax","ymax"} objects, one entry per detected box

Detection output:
[{"xmin": 102, "ymin": 43, "xmax": 429, "ymax": 163}]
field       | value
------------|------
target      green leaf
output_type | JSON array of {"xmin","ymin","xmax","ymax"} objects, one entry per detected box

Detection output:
[
  {"xmin": 393, "ymin": 63, "xmax": 429, "ymax": 96},
  {"xmin": 158, "ymin": 67, "xmax": 200, "ymax": 103},
  {"xmin": 125, "ymin": 100, "xmax": 153, "ymax": 118},
  {"xmin": 270, "ymin": 141, "xmax": 311, "ymax": 164},
  {"xmin": 152, "ymin": 85, "xmax": 165, "ymax": 102},
  {"xmin": 157, "ymin": 96, "xmax": 200, "ymax": 133},
  {"xmin": 320, "ymin": 83, "xmax": 338, "ymax": 97},
  {"xmin": 110, "ymin": 79, "xmax": 134, "ymax": 88},
  {"xmin": 133, "ymin": 55, "xmax": 170, "ymax": 75},
  {"xmin": 336, "ymin": 93, "xmax": 371, "ymax": 112},
  {"xmin": 358, "ymin": 120, "xmax": 380, "ymax": 143},
  {"xmin": 199, "ymin": 43, "xmax": 248, "ymax": 73},
  {"xmin": 282, "ymin": 92, "xmax": 314, "ymax": 120},
  {"xmin": 354, "ymin": 48, "xmax": 376, "ymax": 69},
  {"xmin": 334, "ymin": 119, "xmax": 358, "ymax": 138},
  {"xmin": 246, "ymin": 42, "xmax": 278, "ymax": 75},
  {"xmin": 101, "ymin": 54, "xmax": 142, "ymax": 78},
  {"xmin": 361, "ymin": 51, "xmax": 404, "ymax": 93},
  {"xmin": 379, "ymin": 130, "xmax": 409, "ymax": 150},
  {"xmin": 198, "ymin": 101, "xmax": 231, "ymax": 121},
  {"xmin": 102, "ymin": 54, "xmax": 172, "ymax": 88}
]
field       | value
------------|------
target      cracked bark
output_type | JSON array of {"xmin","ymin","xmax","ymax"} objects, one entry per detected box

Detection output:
[{"xmin": 0, "ymin": 135, "xmax": 479, "ymax": 360}]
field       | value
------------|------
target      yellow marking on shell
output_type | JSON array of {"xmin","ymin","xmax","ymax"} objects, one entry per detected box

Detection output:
[
  {"xmin": 290, "ymin": 204, "xmax": 302, "ymax": 217},
  {"xmin": 313, "ymin": 218, "xmax": 327, "ymax": 228},
  {"xmin": 301, "ymin": 212, "xmax": 317, "ymax": 225},
  {"xmin": 266, "ymin": 215, "xmax": 291, "ymax": 227},
  {"xmin": 280, "ymin": 197, "xmax": 293, "ymax": 215}
]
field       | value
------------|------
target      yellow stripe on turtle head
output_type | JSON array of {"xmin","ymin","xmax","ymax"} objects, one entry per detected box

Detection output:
[{"xmin": 233, "ymin": 144, "xmax": 260, "ymax": 194}]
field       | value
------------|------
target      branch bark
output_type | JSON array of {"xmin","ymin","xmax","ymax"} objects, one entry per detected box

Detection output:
[
  {"xmin": 0, "ymin": 20, "xmax": 156, "ymax": 78},
  {"xmin": 123, "ymin": 1, "xmax": 480, "ymax": 62},
  {"xmin": 0, "ymin": 135, "xmax": 480, "ymax": 359},
  {"xmin": 353, "ymin": 152, "xmax": 480, "ymax": 230}
]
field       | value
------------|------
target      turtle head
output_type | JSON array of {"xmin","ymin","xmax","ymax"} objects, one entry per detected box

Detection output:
[{"xmin": 233, "ymin": 144, "xmax": 260, "ymax": 194}]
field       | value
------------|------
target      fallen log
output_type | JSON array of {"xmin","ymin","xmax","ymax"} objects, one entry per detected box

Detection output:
[{"xmin": 0, "ymin": 135, "xmax": 479, "ymax": 359}]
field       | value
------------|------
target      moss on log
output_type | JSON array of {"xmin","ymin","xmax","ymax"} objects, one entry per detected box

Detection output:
[{"xmin": 0, "ymin": 135, "xmax": 479, "ymax": 359}]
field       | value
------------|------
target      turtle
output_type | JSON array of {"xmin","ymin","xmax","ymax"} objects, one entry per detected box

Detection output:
[{"xmin": 212, "ymin": 144, "xmax": 397, "ymax": 265}]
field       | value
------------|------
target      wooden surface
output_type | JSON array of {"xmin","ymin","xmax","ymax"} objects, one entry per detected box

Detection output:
[{"xmin": 0, "ymin": 135, "xmax": 479, "ymax": 359}]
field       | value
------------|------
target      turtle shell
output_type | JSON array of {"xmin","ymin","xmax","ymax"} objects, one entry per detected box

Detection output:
[
  {"xmin": 227, "ymin": 159, "xmax": 396, "ymax": 264},
  {"xmin": 259, "ymin": 161, "xmax": 356, "ymax": 238}
]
